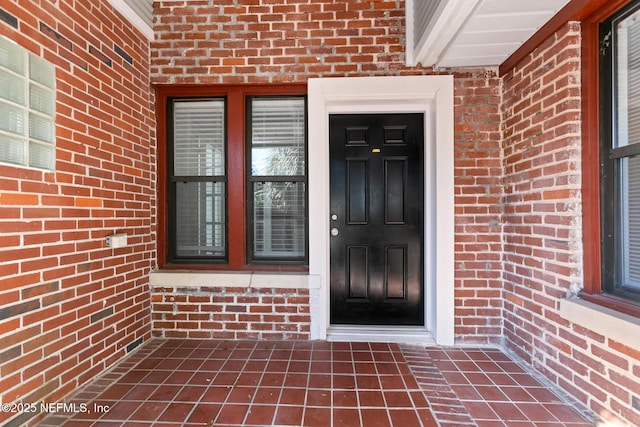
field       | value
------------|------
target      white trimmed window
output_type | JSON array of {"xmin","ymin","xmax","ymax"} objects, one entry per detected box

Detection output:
[{"xmin": 0, "ymin": 36, "xmax": 56, "ymax": 170}]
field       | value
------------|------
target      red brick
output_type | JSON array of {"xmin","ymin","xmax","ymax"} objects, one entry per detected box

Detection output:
[{"xmin": 0, "ymin": 193, "xmax": 39, "ymax": 205}]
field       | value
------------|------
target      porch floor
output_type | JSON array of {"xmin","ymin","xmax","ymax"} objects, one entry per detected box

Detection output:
[{"xmin": 38, "ymin": 339, "xmax": 596, "ymax": 427}]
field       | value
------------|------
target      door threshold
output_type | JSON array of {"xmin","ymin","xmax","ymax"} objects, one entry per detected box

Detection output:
[{"xmin": 327, "ymin": 325, "xmax": 435, "ymax": 345}]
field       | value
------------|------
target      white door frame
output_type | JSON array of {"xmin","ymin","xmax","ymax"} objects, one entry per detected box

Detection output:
[{"xmin": 307, "ymin": 76, "xmax": 455, "ymax": 346}]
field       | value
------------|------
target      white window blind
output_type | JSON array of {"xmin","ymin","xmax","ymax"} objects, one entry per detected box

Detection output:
[
  {"xmin": 0, "ymin": 36, "xmax": 55, "ymax": 170},
  {"xmin": 173, "ymin": 99, "xmax": 225, "ymax": 177}
]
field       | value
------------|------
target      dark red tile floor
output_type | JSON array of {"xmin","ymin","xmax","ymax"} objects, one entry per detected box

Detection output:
[{"xmin": 37, "ymin": 339, "xmax": 596, "ymax": 426}]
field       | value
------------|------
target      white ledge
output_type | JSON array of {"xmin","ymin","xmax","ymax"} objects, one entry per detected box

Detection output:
[
  {"xmin": 149, "ymin": 271, "xmax": 321, "ymax": 290},
  {"xmin": 560, "ymin": 298, "xmax": 640, "ymax": 351}
]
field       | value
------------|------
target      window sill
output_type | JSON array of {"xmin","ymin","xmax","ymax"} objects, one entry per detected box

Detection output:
[
  {"xmin": 560, "ymin": 297, "xmax": 640, "ymax": 351},
  {"xmin": 580, "ymin": 293, "xmax": 640, "ymax": 317},
  {"xmin": 159, "ymin": 263, "xmax": 309, "ymax": 273},
  {"xmin": 149, "ymin": 270, "xmax": 321, "ymax": 290}
]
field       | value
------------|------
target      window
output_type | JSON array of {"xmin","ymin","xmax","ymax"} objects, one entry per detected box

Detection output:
[
  {"xmin": 600, "ymin": 0, "xmax": 640, "ymax": 304},
  {"xmin": 169, "ymin": 98, "xmax": 226, "ymax": 260},
  {"xmin": 582, "ymin": 0, "xmax": 640, "ymax": 315},
  {"xmin": 0, "ymin": 36, "xmax": 55, "ymax": 170},
  {"xmin": 247, "ymin": 97, "xmax": 307, "ymax": 262},
  {"xmin": 159, "ymin": 86, "xmax": 308, "ymax": 269}
]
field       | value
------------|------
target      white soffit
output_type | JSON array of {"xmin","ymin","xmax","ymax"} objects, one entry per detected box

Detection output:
[{"xmin": 407, "ymin": 0, "xmax": 571, "ymax": 69}]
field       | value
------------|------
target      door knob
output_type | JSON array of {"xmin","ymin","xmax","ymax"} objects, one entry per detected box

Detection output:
[{"xmin": 331, "ymin": 228, "xmax": 339, "ymax": 236}]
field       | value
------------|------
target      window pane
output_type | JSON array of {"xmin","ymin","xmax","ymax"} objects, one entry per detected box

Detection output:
[
  {"xmin": 0, "ymin": 69, "xmax": 25, "ymax": 104},
  {"xmin": 251, "ymin": 98, "xmax": 305, "ymax": 176},
  {"xmin": 0, "ymin": 135, "xmax": 25, "ymax": 165},
  {"xmin": 0, "ymin": 37, "xmax": 24, "ymax": 74},
  {"xmin": 615, "ymin": 7, "xmax": 640, "ymax": 147},
  {"xmin": 29, "ymin": 113, "xmax": 54, "ymax": 143},
  {"xmin": 29, "ymin": 54, "xmax": 55, "ymax": 89},
  {"xmin": 29, "ymin": 141, "xmax": 54, "ymax": 169},
  {"xmin": 622, "ymin": 155, "xmax": 640, "ymax": 290},
  {"xmin": 175, "ymin": 181, "xmax": 226, "ymax": 258},
  {"xmin": 30, "ymin": 84, "xmax": 54, "ymax": 115},
  {"xmin": 0, "ymin": 100, "xmax": 25, "ymax": 135},
  {"xmin": 173, "ymin": 99, "xmax": 225, "ymax": 177},
  {"xmin": 253, "ymin": 181, "xmax": 305, "ymax": 259}
]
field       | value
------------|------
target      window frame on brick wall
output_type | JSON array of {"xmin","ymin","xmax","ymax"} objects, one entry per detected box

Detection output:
[
  {"xmin": 156, "ymin": 84, "xmax": 309, "ymax": 271},
  {"xmin": 582, "ymin": 0, "xmax": 640, "ymax": 317}
]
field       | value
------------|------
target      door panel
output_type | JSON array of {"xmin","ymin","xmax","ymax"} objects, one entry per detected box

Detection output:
[
  {"xmin": 330, "ymin": 113, "xmax": 424, "ymax": 326},
  {"xmin": 385, "ymin": 245, "xmax": 407, "ymax": 300},
  {"xmin": 347, "ymin": 160, "xmax": 368, "ymax": 224},
  {"xmin": 384, "ymin": 158, "xmax": 407, "ymax": 224},
  {"xmin": 347, "ymin": 246, "xmax": 368, "ymax": 299}
]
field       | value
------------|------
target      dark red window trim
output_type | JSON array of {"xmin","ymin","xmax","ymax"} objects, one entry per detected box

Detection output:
[
  {"xmin": 155, "ymin": 84, "xmax": 308, "ymax": 272},
  {"xmin": 581, "ymin": 0, "xmax": 640, "ymax": 318}
]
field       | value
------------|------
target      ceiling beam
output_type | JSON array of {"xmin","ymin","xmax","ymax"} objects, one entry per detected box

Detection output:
[{"xmin": 406, "ymin": 0, "xmax": 481, "ymax": 67}]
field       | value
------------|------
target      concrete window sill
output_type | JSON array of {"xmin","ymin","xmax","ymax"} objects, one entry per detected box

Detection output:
[
  {"xmin": 149, "ymin": 270, "xmax": 321, "ymax": 290},
  {"xmin": 560, "ymin": 297, "xmax": 640, "ymax": 351}
]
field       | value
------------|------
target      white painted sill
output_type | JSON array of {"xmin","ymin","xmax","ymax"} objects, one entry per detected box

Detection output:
[
  {"xmin": 149, "ymin": 270, "xmax": 322, "ymax": 290},
  {"xmin": 560, "ymin": 298, "xmax": 640, "ymax": 351}
]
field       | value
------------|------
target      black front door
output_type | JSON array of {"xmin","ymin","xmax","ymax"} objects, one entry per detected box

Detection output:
[{"xmin": 329, "ymin": 113, "xmax": 424, "ymax": 326}]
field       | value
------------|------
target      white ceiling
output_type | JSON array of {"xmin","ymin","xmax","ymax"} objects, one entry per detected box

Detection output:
[
  {"xmin": 406, "ymin": 0, "xmax": 571, "ymax": 68},
  {"xmin": 115, "ymin": 0, "xmax": 570, "ymax": 69}
]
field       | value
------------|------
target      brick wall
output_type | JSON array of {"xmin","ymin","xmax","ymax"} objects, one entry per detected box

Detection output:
[
  {"xmin": 151, "ymin": 0, "xmax": 422, "ymax": 84},
  {"xmin": 152, "ymin": 286, "xmax": 310, "ymax": 340},
  {"xmin": 502, "ymin": 22, "xmax": 583, "ymax": 365},
  {"xmin": 150, "ymin": 0, "xmax": 505, "ymax": 345},
  {"xmin": 0, "ymin": 1, "xmax": 155, "ymax": 425},
  {"xmin": 454, "ymin": 71, "xmax": 504, "ymax": 345},
  {"xmin": 502, "ymin": 22, "xmax": 640, "ymax": 425}
]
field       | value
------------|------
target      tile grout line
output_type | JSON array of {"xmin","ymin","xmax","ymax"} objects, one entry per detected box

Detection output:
[
  {"xmin": 391, "ymin": 345, "xmax": 424, "ymax": 427},
  {"xmin": 158, "ymin": 343, "xmax": 192, "ymax": 425},
  {"xmin": 243, "ymin": 340, "xmax": 274, "ymax": 427},
  {"xmin": 183, "ymin": 340, "xmax": 219, "ymax": 426},
  {"xmin": 36, "ymin": 338, "xmax": 166, "ymax": 426},
  {"xmin": 395, "ymin": 344, "xmax": 436, "ymax": 427},
  {"xmin": 148, "ymin": 341, "xmax": 190, "ymax": 425},
  {"xmin": 220, "ymin": 340, "xmax": 251, "ymax": 426},
  {"xmin": 480, "ymin": 348, "xmax": 556, "ymax": 425},
  {"xmin": 434, "ymin": 347, "xmax": 596, "ymax": 427},
  {"xmin": 400, "ymin": 344, "xmax": 478, "ymax": 427},
  {"xmin": 383, "ymin": 343, "xmax": 394, "ymax": 426},
  {"xmin": 488, "ymin": 347, "xmax": 599, "ymax": 426}
]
